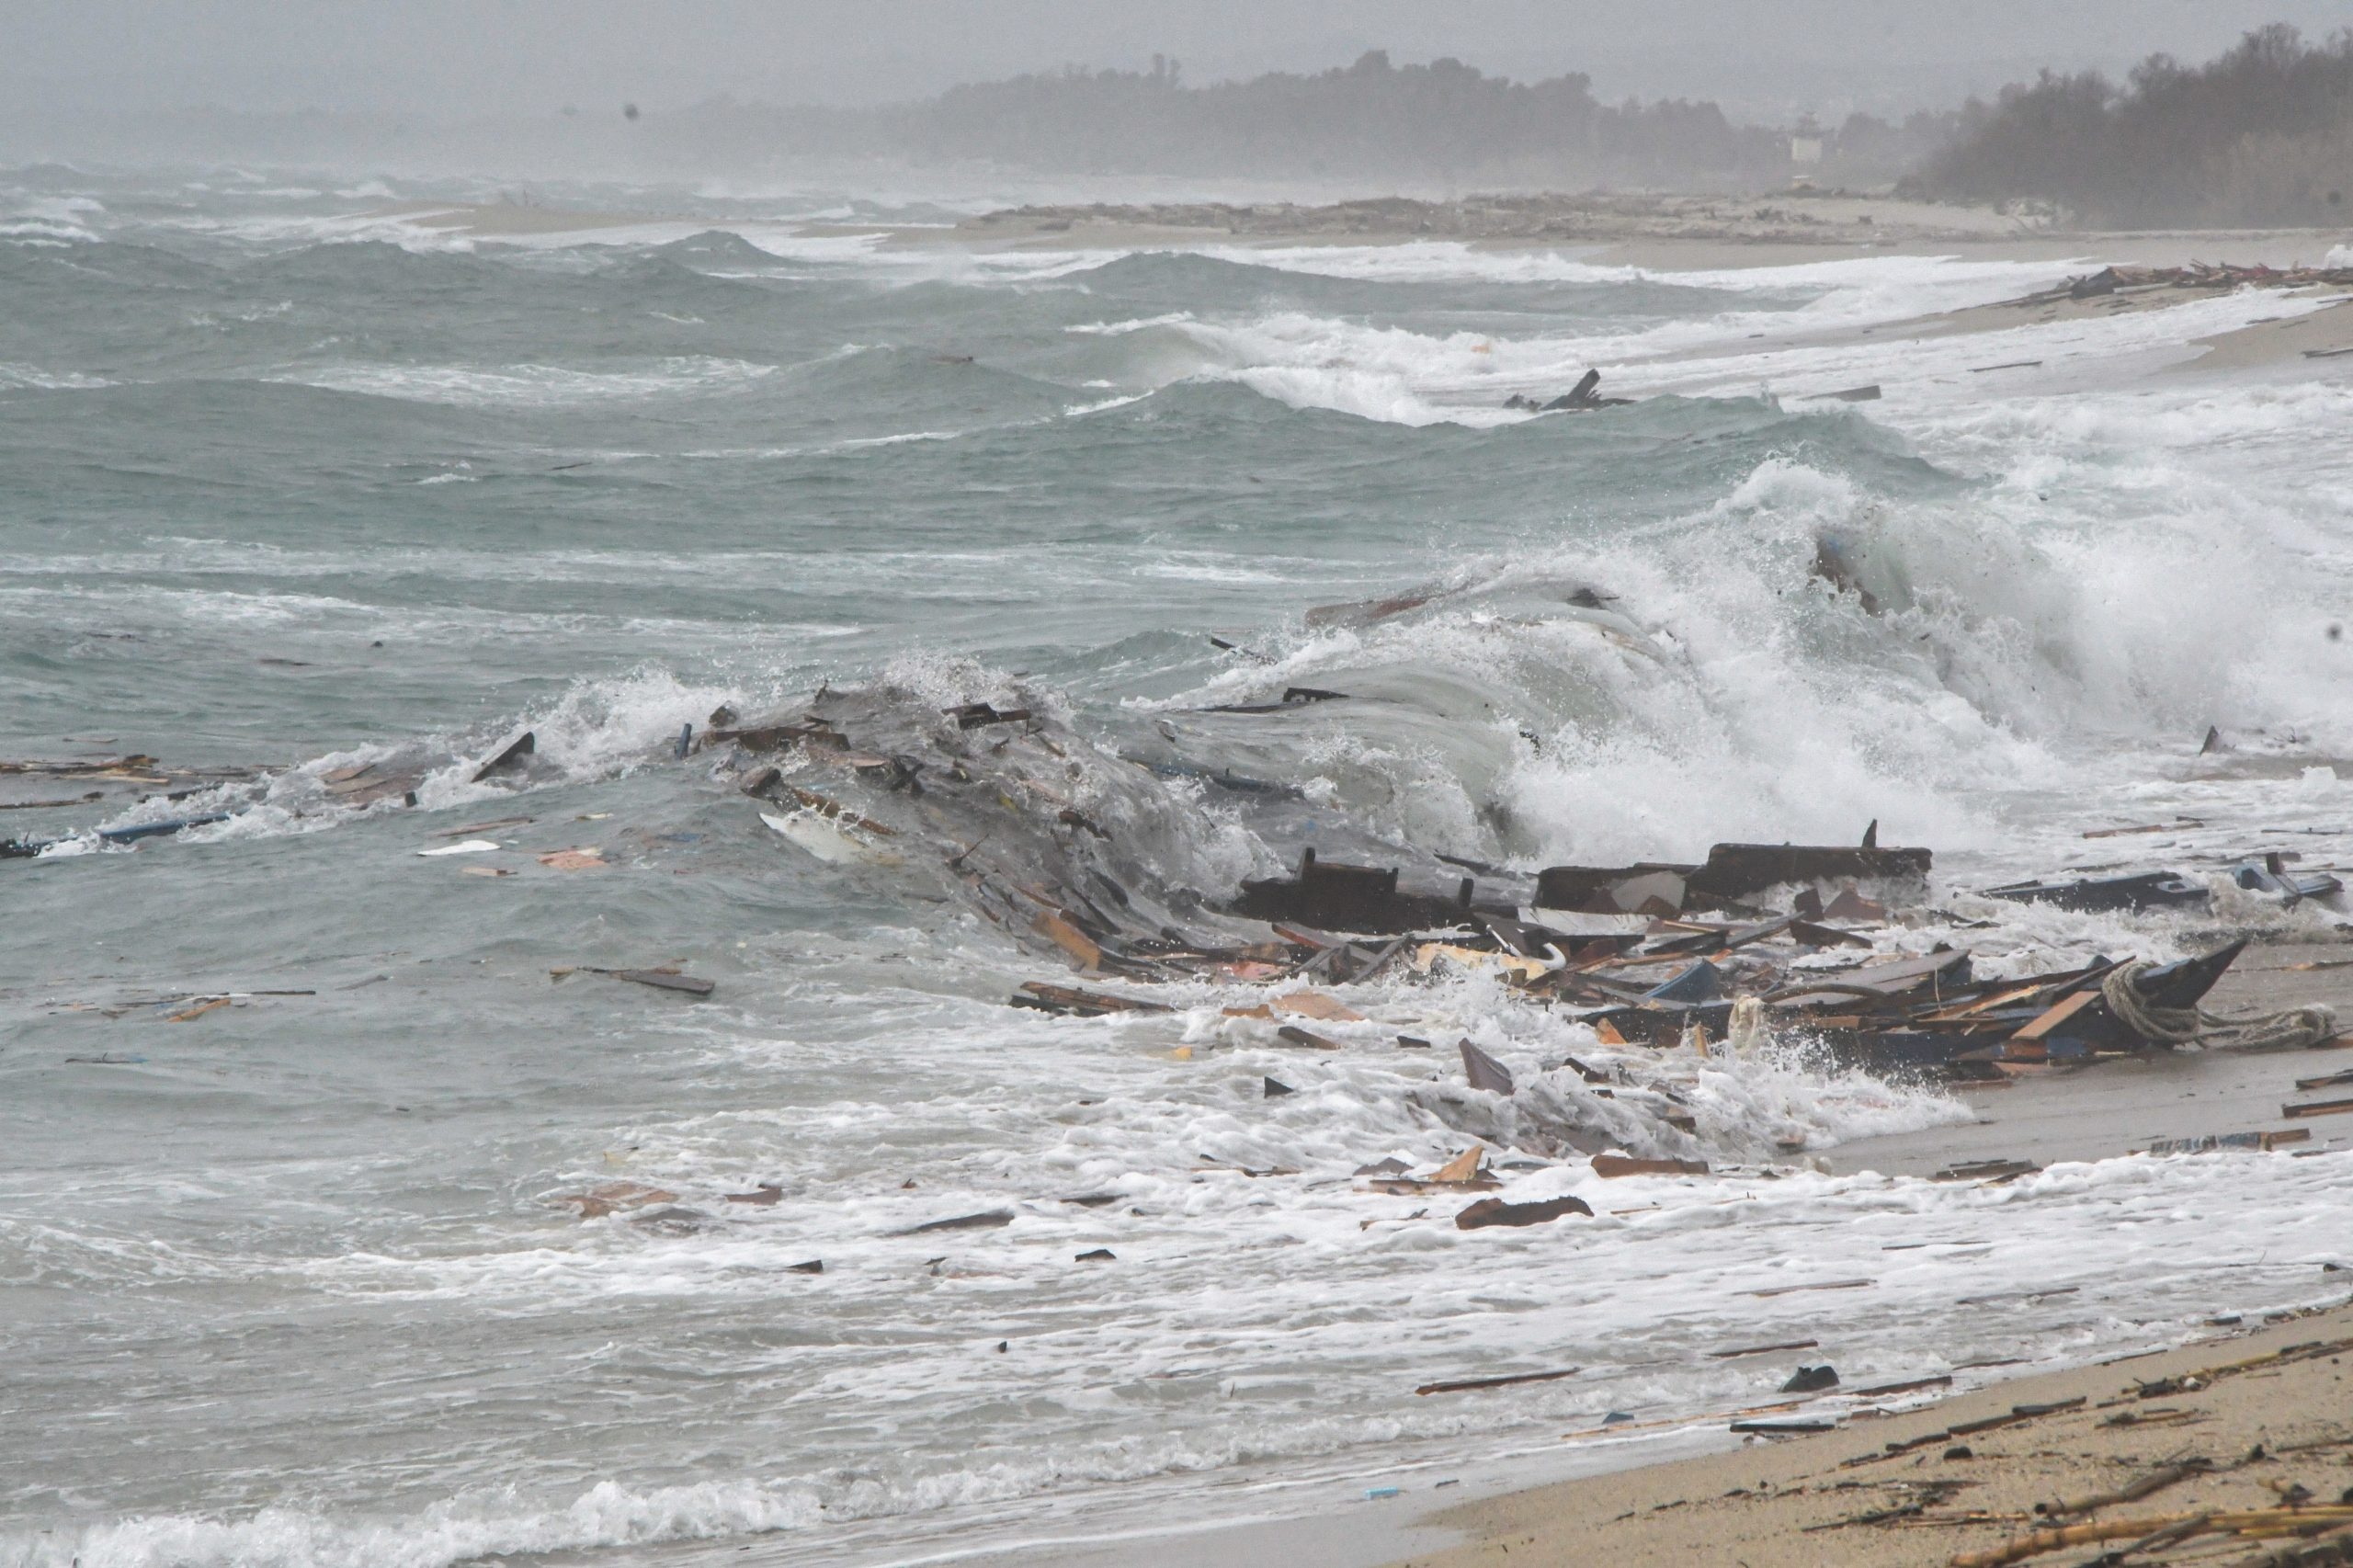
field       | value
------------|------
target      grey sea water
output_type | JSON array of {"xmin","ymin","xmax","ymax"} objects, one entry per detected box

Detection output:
[{"xmin": 5, "ymin": 168, "xmax": 2353, "ymax": 1568}]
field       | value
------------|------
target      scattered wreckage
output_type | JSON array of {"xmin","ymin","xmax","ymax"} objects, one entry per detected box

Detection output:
[
  {"xmin": 35, "ymin": 676, "xmax": 2327, "ymax": 1091},
  {"xmin": 2025, "ymin": 261, "xmax": 2353, "ymax": 304},
  {"xmin": 28, "ymin": 673, "xmax": 2349, "ymax": 1296},
  {"xmin": 0, "ymin": 754, "xmax": 257, "ymax": 858},
  {"xmin": 15, "ymin": 678, "xmax": 2344, "ymax": 1098},
  {"xmin": 692, "ymin": 684, "xmax": 2342, "ymax": 1099},
  {"xmin": 1504, "ymin": 367, "xmax": 1634, "ymax": 414}
]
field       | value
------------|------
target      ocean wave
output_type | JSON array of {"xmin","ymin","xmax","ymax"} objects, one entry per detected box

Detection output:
[
  {"xmin": 271, "ymin": 356, "xmax": 779, "ymax": 408},
  {"xmin": 0, "ymin": 361, "xmax": 114, "ymax": 390}
]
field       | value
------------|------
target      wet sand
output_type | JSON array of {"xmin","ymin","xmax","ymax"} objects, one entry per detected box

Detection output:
[
  {"xmin": 1356, "ymin": 949, "xmax": 2353, "ymax": 1568},
  {"xmin": 2188, "ymin": 295, "xmax": 2353, "ymax": 372},
  {"xmin": 1399, "ymin": 1299, "xmax": 2353, "ymax": 1568}
]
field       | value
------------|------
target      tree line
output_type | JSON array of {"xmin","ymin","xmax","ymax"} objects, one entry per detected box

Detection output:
[
  {"xmin": 1912, "ymin": 25, "xmax": 2353, "ymax": 225},
  {"xmin": 662, "ymin": 27, "xmax": 2352, "ymax": 225},
  {"xmin": 668, "ymin": 51, "xmax": 1946, "ymax": 190}
]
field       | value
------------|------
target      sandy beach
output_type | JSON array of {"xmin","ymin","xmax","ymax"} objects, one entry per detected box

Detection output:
[
  {"xmin": 1404, "ymin": 1299, "xmax": 2353, "ymax": 1568},
  {"xmin": 886, "ymin": 1023, "xmax": 2353, "ymax": 1568}
]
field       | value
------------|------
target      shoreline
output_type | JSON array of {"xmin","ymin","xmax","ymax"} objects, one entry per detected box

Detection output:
[
  {"xmin": 880, "ymin": 945, "xmax": 2353, "ymax": 1568},
  {"xmin": 380, "ymin": 190, "xmax": 2353, "ymax": 276},
  {"xmin": 1396, "ymin": 1298, "xmax": 2353, "ymax": 1568},
  {"xmin": 382, "ymin": 194, "xmax": 2353, "ymax": 374},
  {"xmin": 750, "ymin": 998, "xmax": 2353, "ymax": 1568}
]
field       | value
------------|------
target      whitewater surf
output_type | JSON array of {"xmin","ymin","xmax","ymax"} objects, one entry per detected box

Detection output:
[{"xmin": 4, "ymin": 166, "xmax": 2351, "ymax": 1568}]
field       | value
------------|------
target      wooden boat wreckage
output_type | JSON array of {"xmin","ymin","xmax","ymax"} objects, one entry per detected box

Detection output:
[
  {"xmin": 0, "ymin": 754, "xmax": 262, "ymax": 858},
  {"xmin": 1504, "ymin": 368, "xmax": 1634, "ymax": 414},
  {"xmin": 2023, "ymin": 260, "xmax": 2353, "ymax": 304},
  {"xmin": 695, "ymin": 683, "xmax": 2342, "ymax": 1087},
  {"xmin": 10, "ymin": 681, "xmax": 2345, "ymax": 1087}
]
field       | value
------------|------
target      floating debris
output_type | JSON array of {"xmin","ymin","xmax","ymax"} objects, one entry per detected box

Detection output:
[
  {"xmin": 471, "ymin": 730, "xmax": 536, "ymax": 783},
  {"xmin": 596, "ymin": 968, "xmax": 715, "ymax": 998},
  {"xmin": 1415, "ymin": 1366, "xmax": 1581, "ymax": 1396},
  {"xmin": 556, "ymin": 1181, "xmax": 676, "ymax": 1219},
  {"xmin": 1455, "ymin": 1195, "xmax": 1593, "ymax": 1230},
  {"xmin": 898, "ymin": 1209, "xmax": 1015, "ymax": 1235},
  {"xmin": 1504, "ymin": 368, "xmax": 1635, "ymax": 413}
]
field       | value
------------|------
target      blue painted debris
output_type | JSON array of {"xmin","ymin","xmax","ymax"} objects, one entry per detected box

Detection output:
[
  {"xmin": 3, "ymin": 813, "xmax": 233, "ymax": 859},
  {"xmin": 1643, "ymin": 959, "xmax": 1722, "ymax": 1005}
]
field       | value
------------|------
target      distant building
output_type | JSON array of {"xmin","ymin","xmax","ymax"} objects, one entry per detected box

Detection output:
[{"xmin": 1790, "ymin": 135, "xmax": 1824, "ymax": 166}]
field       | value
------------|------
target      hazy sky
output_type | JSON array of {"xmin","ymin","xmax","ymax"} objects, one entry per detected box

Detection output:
[{"xmin": 4, "ymin": 0, "xmax": 2347, "ymax": 120}]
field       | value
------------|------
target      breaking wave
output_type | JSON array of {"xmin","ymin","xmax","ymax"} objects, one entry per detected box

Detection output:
[{"xmin": 12, "ymin": 168, "xmax": 2353, "ymax": 1568}]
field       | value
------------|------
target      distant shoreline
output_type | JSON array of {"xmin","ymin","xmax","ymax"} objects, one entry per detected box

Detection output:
[
  {"xmin": 932, "ymin": 191, "xmax": 2351, "ymax": 272},
  {"xmin": 387, "ymin": 189, "xmax": 2352, "ymax": 275},
  {"xmin": 389, "ymin": 194, "xmax": 2353, "ymax": 375}
]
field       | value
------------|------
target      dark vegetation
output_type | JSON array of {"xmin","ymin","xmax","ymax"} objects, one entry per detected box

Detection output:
[
  {"xmin": 1914, "ymin": 26, "xmax": 2353, "ymax": 224},
  {"xmin": 678, "ymin": 51, "xmax": 1950, "ymax": 190},
  {"xmin": 914, "ymin": 52, "xmax": 1791, "ymax": 186},
  {"xmin": 84, "ymin": 26, "xmax": 2347, "ymax": 227},
  {"xmin": 707, "ymin": 29, "xmax": 2353, "ymax": 225}
]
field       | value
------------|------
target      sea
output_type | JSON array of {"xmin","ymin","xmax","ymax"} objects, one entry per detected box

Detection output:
[{"xmin": 4, "ymin": 165, "xmax": 2352, "ymax": 1568}]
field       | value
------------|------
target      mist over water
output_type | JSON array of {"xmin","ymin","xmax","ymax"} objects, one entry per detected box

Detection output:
[{"xmin": 5, "ymin": 167, "xmax": 2353, "ymax": 1568}]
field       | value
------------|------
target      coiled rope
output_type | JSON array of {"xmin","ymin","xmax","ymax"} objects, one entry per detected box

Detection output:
[{"xmin": 2098, "ymin": 960, "xmax": 2336, "ymax": 1051}]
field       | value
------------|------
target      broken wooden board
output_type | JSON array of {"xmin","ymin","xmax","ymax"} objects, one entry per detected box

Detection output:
[
  {"xmin": 1591, "ymin": 1154, "xmax": 1709, "ymax": 1178},
  {"xmin": 1710, "ymin": 1339, "xmax": 1820, "ymax": 1359},
  {"xmin": 471, "ymin": 731, "xmax": 535, "ymax": 782},
  {"xmin": 1010, "ymin": 982, "xmax": 1173, "ymax": 1017},
  {"xmin": 1415, "ymin": 1366, "xmax": 1580, "ymax": 1396},
  {"xmin": 1745, "ymin": 1278, "xmax": 1872, "ymax": 1298},
  {"xmin": 556, "ymin": 1181, "xmax": 676, "ymax": 1219},
  {"xmin": 1455, "ymin": 1195, "xmax": 1592, "ymax": 1230},
  {"xmin": 896, "ymin": 1209, "xmax": 1015, "ymax": 1235},
  {"xmin": 1031, "ymin": 909, "xmax": 1102, "ymax": 971},
  {"xmin": 760, "ymin": 809, "xmax": 899, "ymax": 867},
  {"xmin": 1460, "ymin": 1039, "xmax": 1515, "ymax": 1095},
  {"xmin": 2148, "ymin": 1130, "xmax": 2309, "ymax": 1155},
  {"xmin": 1271, "ymin": 990, "xmax": 1365, "ymax": 1023},
  {"xmin": 596, "ymin": 968, "xmax": 716, "ymax": 998},
  {"xmin": 2009, "ymin": 988, "xmax": 2100, "ymax": 1042}
]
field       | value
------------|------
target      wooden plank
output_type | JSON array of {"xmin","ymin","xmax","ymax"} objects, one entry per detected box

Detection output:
[
  {"xmin": 1415, "ymin": 1367, "xmax": 1580, "ymax": 1396},
  {"xmin": 1272, "ymin": 990, "xmax": 1365, "ymax": 1023},
  {"xmin": 1916, "ymin": 981, "xmax": 2058, "ymax": 1023},
  {"xmin": 2012, "ymin": 989, "xmax": 2101, "ymax": 1042},
  {"xmin": 1746, "ymin": 1278, "xmax": 1872, "ymax": 1299},
  {"xmin": 2282, "ymin": 1096, "xmax": 2353, "ymax": 1119},
  {"xmin": 1591, "ymin": 1154, "xmax": 1710, "ymax": 1178},
  {"xmin": 1032, "ymin": 910, "xmax": 1101, "ymax": 971}
]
